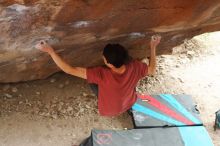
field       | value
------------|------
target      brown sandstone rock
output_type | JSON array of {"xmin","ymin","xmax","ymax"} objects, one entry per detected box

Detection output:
[{"xmin": 0, "ymin": 0, "xmax": 220, "ymax": 82}]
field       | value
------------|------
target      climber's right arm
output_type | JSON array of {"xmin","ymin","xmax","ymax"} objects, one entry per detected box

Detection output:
[{"xmin": 36, "ymin": 41, "xmax": 87, "ymax": 79}]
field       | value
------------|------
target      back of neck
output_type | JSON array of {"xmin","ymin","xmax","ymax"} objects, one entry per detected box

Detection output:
[{"xmin": 111, "ymin": 65, "xmax": 126, "ymax": 74}]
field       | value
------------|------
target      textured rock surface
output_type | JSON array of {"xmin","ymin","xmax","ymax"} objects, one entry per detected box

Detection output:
[{"xmin": 0, "ymin": 0, "xmax": 220, "ymax": 83}]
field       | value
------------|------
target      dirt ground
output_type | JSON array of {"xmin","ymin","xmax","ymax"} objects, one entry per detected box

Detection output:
[{"xmin": 0, "ymin": 32, "xmax": 220, "ymax": 146}]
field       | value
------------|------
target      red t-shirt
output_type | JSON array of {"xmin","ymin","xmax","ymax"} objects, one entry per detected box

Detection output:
[{"xmin": 86, "ymin": 60, "xmax": 148, "ymax": 116}]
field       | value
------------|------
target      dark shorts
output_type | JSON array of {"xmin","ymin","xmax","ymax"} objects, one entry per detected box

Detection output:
[{"xmin": 89, "ymin": 83, "xmax": 98, "ymax": 97}]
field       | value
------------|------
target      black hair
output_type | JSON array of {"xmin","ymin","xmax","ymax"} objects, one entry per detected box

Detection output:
[{"xmin": 103, "ymin": 43, "xmax": 130, "ymax": 68}]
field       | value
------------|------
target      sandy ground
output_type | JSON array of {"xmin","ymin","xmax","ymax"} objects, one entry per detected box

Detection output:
[{"xmin": 0, "ymin": 32, "xmax": 220, "ymax": 146}]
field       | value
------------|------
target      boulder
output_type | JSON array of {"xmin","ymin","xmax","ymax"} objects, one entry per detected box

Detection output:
[{"xmin": 0, "ymin": 0, "xmax": 220, "ymax": 82}]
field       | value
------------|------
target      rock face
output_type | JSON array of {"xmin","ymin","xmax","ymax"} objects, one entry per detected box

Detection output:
[{"xmin": 0, "ymin": 0, "xmax": 220, "ymax": 83}]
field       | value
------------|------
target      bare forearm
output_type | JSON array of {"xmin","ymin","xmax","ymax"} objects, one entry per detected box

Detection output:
[
  {"xmin": 149, "ymin": 45, "xmax": 156, "ymax": 75},
  {"xmin": 147, "ymin": 35, "xmax": 160, "ymax": 75},
  {"xmin": 49, "ymin": 51, "xmax": 74, "ymax": 74}
]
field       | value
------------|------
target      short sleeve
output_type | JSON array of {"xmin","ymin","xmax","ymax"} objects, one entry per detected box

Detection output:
[
  {"xmin": 86, "ymin": 67, "xmax": 103, "ymax": 84},
  {"xmin": 133, "ymin": 60, "xmax": 148, "ymax": 78}
]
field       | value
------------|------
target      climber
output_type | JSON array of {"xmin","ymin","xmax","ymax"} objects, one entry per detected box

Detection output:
[{"xmin": 36, "ymin": 35, "xmax": 161, "ymax": 116}]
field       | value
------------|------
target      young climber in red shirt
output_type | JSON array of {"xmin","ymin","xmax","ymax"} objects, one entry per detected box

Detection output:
[{"xmin": 36, "ymin": 35, "xmax": 161, "ymax": 116}]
